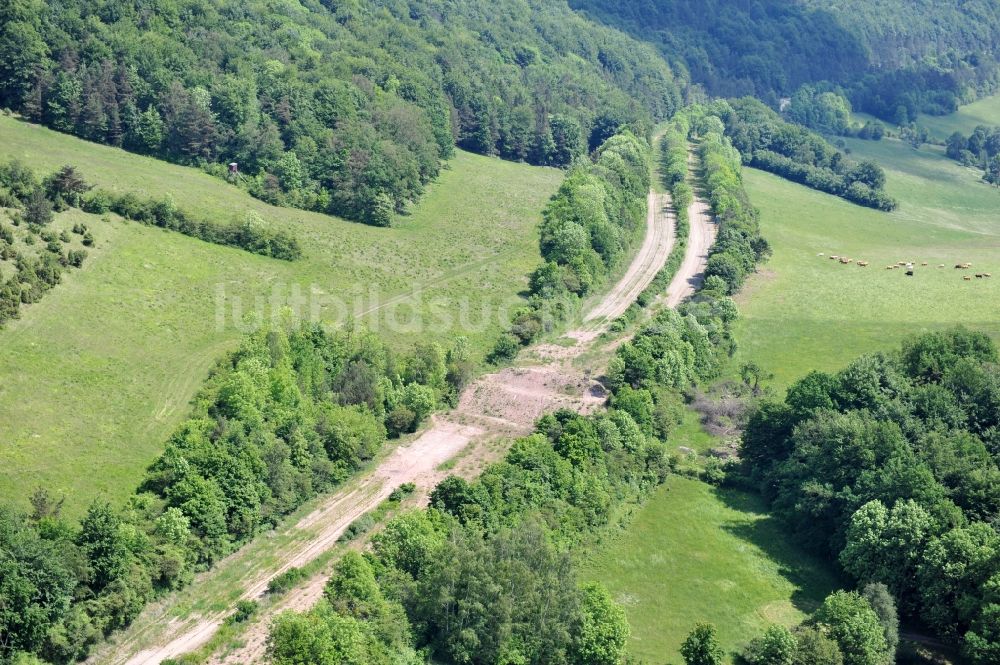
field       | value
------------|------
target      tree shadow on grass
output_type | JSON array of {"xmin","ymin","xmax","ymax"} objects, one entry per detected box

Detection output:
[{"xmin": 711, "ymin": 485, "xmax": 842, "ymax": 616}]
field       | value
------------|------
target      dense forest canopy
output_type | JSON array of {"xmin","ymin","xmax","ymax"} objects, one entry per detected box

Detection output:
[
  {"xmin": 0, "ymin": 0, "xmax": 684, "ymax": 224},
  {"xmin": 741, "ymin": 329, "xmax": 1000, "ymax": 663},
  {"xmin": 569, "ymin": 0, "xmax": 1000, "ymax": 123}
]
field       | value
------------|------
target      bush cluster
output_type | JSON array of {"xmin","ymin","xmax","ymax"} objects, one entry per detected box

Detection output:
[
  {"xmin": 81, "ymin": 190, "xmax": 300, "ymax": 261},
  {"xmin": 0, "ymin": 161, "xmax": 95, "ymax": 325},
  {"xmin": 719, "ymin": 97, "xmax": 897, "ymax": 211},
  {"xmin": 945, "ymin": 125, "xmax": 1000, "ymax": 186}
]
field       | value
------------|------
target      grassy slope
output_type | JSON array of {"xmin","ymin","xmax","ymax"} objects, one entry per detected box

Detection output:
[
  {"xmin": 919, "ymin": 93, "xmax": 1000, "ymax": 139},
  {"xmin": 583, "ymin": 477, "xmax": 838, "ymax": 664},
  {"xmin": 0, "ymin": 116, "xmax": 562, "ymax": 515},
  {"xmin": 732, "ymin": 135, "xmax": 1000, "ymax": 389}
]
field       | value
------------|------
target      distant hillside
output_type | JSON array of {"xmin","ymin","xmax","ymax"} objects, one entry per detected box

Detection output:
[
  {"xmin": 0, "ymin": 0, "xmax": 684, "ymax": 224},
  {"xmin": 570, "ymin": 0, "xmax": 1000, "ymax": 122}
]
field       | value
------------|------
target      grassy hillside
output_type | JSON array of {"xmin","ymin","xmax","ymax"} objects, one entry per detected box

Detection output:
[
  {"xmin": 920, "ymin": 92, "xmax": 1000, "ymax": 138},
  {"xmin": 583, "ymin": 477, "xmax": 838, "ymax": 663},
  {"xmin": 0, "ymin": 115, "xmax": 562, "ymax": 515},
  {"xmin": 732, "ymin": 135, "xmax": 1000, "ymax": 388}
]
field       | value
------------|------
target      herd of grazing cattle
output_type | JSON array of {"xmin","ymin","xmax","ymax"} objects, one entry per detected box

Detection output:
[{"xmin": 816, "ymin": 253, "xmax": 991, "ymax": 280}]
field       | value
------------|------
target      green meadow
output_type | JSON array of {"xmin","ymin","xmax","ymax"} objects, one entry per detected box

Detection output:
[
  {"xmin": 919, "ymin": 92, "xmax": 1000, "ymax": 138},
  {"xmin": 583, "ymin": 477, "xmax": 838, "ymax": 664},
  {"xmin": 733, "ymin": 134, "xmax": 1000, "ymax": 388},
  {"xmin": 0, "ymin": 115, "xmax": 562, "ymax": 515}
]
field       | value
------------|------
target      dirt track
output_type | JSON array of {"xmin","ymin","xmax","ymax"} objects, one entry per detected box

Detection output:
[
  {"xmin": 94, "ymin": 164, "xmax": 714, "ymax": 665},
  {"xmin": 666, "ymin": 186, "xmax": 717, "ymax": 307},
  {"xmin": 577, "ymin": 190, "xmax": 674, "ymax": 337}
]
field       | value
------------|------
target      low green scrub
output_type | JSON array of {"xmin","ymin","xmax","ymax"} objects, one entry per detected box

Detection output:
[
  {"xmin": 267, "ymin": 568, "xmax": 309, "ymax": 596},
  {"xmin": 80, "ymin": 189, "xmax": 300, "ymax": 260},
  {"xmin": 0, "ymin": 161, "xmax": 95, "ymax": 324},
  {"xmin": 336, "ymin": 485, "xmax": 415, "ymax": 545},
  {"xmin": 224, "ymin": 600, "xmax": 259, "ymax": 626}
]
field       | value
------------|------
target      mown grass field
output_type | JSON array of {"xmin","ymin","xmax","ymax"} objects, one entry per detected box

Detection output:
[
  {"xmin": 919, "ymin": 92, "xmax": 1000, "ymax": 139},
  {"xmin": 732, "ymin": 134, "xmax": 1000, "ymax": 388},
  {"xmin": 0, "ymin": 115, "xmax": 562, "ymax": 515},
  {"xmin": 583, "ymin": 476, "xmax": 838, "ymax": 664}
]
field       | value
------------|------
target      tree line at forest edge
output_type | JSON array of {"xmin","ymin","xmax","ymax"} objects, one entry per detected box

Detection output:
[
  {"xmin": 735, "ymin": 328, "xmax": 1000, "ymax": 664},
  {"xmin": 570, "ymin": 0, "xmax": 1000, "ymax": 125},
  {"xmin": 945, "ymin": 125, "xmax": 1000, "ymax": 186},
  {"xmin": 0, "ymin": 0, "xmax": 684, "ymax": 226},
  {"xmin": 0, "ymin": 323, "xmax": 476, "ymax": 663},
  {"xmin": 715, "ymin": 98, "xmax": 897, "ymax": 211}
]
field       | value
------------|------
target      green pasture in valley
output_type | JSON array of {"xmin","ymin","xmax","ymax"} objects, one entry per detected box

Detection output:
[
  {"xmin": 583, "ymin": 476, "xmax": 838, "ymax": 664},
  {"xmin": 919, "ymin": 92, "xmax": 1000, "ymax": 139},
  {"xmin": 733, "ymin": 134, "xmax": 1000, "ymax": 389}
]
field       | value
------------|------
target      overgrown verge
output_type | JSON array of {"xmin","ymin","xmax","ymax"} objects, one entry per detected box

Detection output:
[
  {"xmin": 716, "ymin": 97, "xmax": 898, "ymax": 211},
  {"xmin": 0, "ymin": 323, "xmax": 468, "ymax": 663},
  {"xmin": 489, "ymin": 130, "xmax": 651, "ymax": 361},
  {"xmin": 735, "ymin": 328, "xmax": 1000, "ymax": 664}
]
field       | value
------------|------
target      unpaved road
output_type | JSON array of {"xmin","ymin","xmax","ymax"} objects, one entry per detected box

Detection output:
[
  {"xmin": 94, "ymin": 165, "xmax": 713, "ymax": 665},
  {"xmin": 666, "ymin": 186, "xmax": 717, "ymax": 307},
  {"xmin": 102, "ymin": 420, "xmax": 480, "ymax": 665},
  {"xmin": 579, "ymin": 190, "xmax": 674, "ymax": 335}
]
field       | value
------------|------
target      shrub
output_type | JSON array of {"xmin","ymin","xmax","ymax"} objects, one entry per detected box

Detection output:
[
  {"xmin": 225, "ymin": 599, "xmax": 258, "ymax": 625},
  {"xmin": 338, "ymin": 513, "xmax": 376, "ymax": 543},
  {"xmin": 388, "ymin": 483, "xmax": 416, "ymax": 502},
  {"xmin": 487, "ymin": 333, "xmax": 521, "ymax": 364},
  {"xmin": 267, "ymin": 567, "xmax": 308, "ymax": 595}
]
